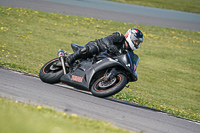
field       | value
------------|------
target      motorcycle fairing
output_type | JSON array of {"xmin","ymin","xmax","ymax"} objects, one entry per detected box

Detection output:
[
  {"xmin": 125, "ymin": 50, "xmax": 139, "ymax": 81},
  {"xmin": 111, "ymin": 51, "xmax": 139, "ymax": 82},
  {"xmin": 126, "ymin": 50, "xmax": 139, "ymax": 72},
  {"xmin": 60, "ymin": 57, "xmax": 123, "ymax": 91},
  {"xmin": 60, "ymin": 50, "xmax": 139, "ymax": 90}
]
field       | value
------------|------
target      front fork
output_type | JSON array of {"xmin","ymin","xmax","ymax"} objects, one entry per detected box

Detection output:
[
  {"xmin": 102, "ymin": 68, "xmax": 119, "ymax": 82},
  {"xmin": 58, "ymin": 49, "xmax": 67, "ymax": 74}
]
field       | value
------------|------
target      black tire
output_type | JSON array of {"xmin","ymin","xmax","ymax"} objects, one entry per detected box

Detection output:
[
  {"xmin": 91, "ymin": 74, "xmax": 127, "ymax": 98},
  {"xmin": 39, "ymin": 58, "xmax": 64, "ymax": 84}
]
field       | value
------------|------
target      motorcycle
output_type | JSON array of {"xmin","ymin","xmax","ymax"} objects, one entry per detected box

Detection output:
[{"xmin": 39, "ymin": 43, "xmax": 139, "ymax": 98}]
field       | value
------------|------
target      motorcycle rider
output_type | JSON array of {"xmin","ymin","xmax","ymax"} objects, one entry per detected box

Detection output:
[{"xmin": 66, "ymin": 28, "xmax": 143, "ymax": 66}]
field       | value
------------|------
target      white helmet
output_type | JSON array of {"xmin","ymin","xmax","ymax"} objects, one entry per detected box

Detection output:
[{"xmin": 125, "ymin": 28, "xmax": 143, "ymax": 50}]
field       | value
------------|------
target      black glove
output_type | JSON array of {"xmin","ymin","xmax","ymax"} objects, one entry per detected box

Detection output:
[{"xmin": 108, "ymin": 45, "xmax": 120, "ymax": 56}]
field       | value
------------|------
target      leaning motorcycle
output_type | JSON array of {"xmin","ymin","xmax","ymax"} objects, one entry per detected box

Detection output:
[{"xmin": 39, "ymin": 43, "xmax": 139, "ymax": 98}]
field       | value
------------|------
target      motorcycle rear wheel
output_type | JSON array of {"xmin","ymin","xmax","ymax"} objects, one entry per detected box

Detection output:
[
  {"xmin": 91, "ymin": 74, "xmax": 127, "ymax": 98},
  {"xmin": 39, "ymin": 58, "xmax": 64, "ymax": 84}
]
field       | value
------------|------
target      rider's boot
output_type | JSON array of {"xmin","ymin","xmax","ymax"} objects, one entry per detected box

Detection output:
[
  {"xmin": 66, "ymin": 43, "xmax": 100, "ymax": 66},
  {"xmin": 66, "ymin": 47, "xmax": 88, "ymax": 66}
]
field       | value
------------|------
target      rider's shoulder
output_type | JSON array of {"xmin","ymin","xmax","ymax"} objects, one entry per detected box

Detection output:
[{"xmin": 111, "ymin": 32, "xmax": 124, "ymax": 37}]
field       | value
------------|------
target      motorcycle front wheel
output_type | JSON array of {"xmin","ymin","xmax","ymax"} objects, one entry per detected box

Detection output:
[
  {"xmin": 91, "ymin": 74, "xmax": 127, "ymax": 98},
  {"xmin": 39, "ymin": 58, "xmax": 64, "ymax": 84}
]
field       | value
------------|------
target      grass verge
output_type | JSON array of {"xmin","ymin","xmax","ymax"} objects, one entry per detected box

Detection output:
[
  {"xmin": 108, "ymin": 0, "xmax": 200, "ymax": 13},
  {"xmin": 0, "ymin": 6, "xmax": 200, "ymax": 121},
  {"xmin": 0, "ymin": 97, "xmax": 132, "ymax": 133}
]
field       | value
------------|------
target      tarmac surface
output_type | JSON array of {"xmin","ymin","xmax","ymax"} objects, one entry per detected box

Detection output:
[
  {"xmin": 1, "ymin": 0, "xmax": 200, "ymax": 31},
  {"xmin": 0, "ymin": 68, "xmax": 200, "ymax": 133}
]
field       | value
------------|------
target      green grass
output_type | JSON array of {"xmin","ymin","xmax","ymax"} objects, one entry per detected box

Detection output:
[
  {"xmin": 0, "ymin": 6, "xmax": 200, "ymax": 122},
  {"xmin": 109, "ymin": 0, "xmax": 200, "ymax": 13},
  {"xmin": 0, "ymin": 97, "xmax": 132, "ymax": 133}
]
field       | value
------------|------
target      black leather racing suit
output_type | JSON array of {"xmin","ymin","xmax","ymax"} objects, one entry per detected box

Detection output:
[{"xmin": 67, "ymin": 32, "xmax": 127, "ymax": 65}]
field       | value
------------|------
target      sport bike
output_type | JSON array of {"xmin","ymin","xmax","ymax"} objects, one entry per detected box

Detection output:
[{"xmin": 39, "ymin": 43, "xmax": 139, "ymax": 97}]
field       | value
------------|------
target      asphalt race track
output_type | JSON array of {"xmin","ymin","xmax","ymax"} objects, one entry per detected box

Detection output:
[
  {"xmin": 0, "ymin": 68, "xmax": 200, "ymax": 133},
  {"xmin": 0, "ymin": 0, "xmax": 200, "ymax": 132},
  {"xmin": 0, "ymin": 0, "xmax": 200, "ymax": 31}
]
